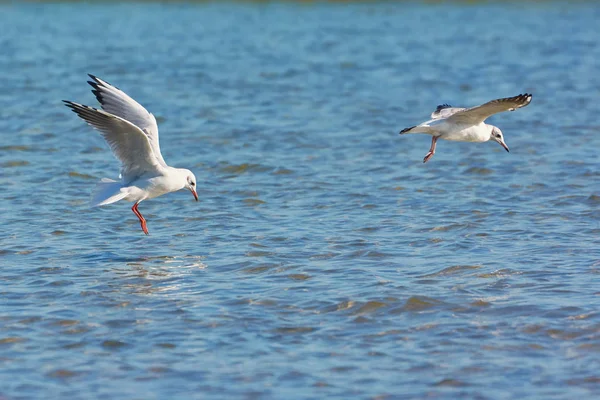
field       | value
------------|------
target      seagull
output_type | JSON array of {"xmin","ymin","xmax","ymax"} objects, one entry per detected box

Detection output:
[
  {"xmin": 398, "ymin": 93, "xmax": 532, "ymax": 163},
  {"xmin": 63, "ymin": 75, "xmax": 198, "ymax": 235}
]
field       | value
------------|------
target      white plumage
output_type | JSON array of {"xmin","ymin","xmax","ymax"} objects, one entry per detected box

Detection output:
[
  {"xmin": 64, "ymin": 75, "xmax": 199, "ymax": 235},
  {"xmin": 399, "ymin": 93, "xmax": 532, "ymax": 163}
]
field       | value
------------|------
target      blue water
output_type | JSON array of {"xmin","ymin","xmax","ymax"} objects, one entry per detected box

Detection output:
[{"xmin": 1, "ymin": 2, "xmax": 600, "ymax": 399}]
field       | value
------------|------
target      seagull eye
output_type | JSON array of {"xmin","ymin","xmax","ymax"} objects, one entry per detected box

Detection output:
[{"xmin": 191, "ymin": 182, "xmax": 195, "ymax": 186}]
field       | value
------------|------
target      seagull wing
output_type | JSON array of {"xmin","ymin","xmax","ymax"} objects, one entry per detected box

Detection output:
[
  {"xmin": 87, "ymin": 74, "xmax": 168, "ymax": 167},
  {"xmin": 446, "ymin": 93, "xmax": 532, "ymax": 125},
  {"xmin": 64, "ymin": 101, "xmax": 163, "ymax": 182},
  {"xmin": 430, "ymin": 104, "xmax": 466, "ymax": 120}
]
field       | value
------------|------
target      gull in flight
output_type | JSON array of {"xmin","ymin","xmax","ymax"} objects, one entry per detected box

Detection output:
[
  {"xmin": 64, "ymin": 75, "xmax": 198, "ymax": 235},
  {"xmin": 399, "ymin": 93, "xmax": 532, "ymax": 163}
]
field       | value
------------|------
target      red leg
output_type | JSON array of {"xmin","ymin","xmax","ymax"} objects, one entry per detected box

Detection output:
[
  {"xmin": 132, "ymin": 202, "xmax": 149, "ymax": 235},
  {"xmin": 423, "ymin": 136, "xmax": 439, "ymax": 163}
]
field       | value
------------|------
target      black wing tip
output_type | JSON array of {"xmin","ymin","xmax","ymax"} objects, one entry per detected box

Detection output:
[
  {"xmin": 436, "ymin": 103, "xmax": 452, "ymax": 111},
  {"xmin": 86, "ymin": 73, "xmax": 120, "ymax": 95},
  {"xmin": 399, "ymin": 125, "xmax": 416, "ymax": 134},
  {"xmin": 515, "ymin": 93, "xmax": 533, "ymax": 105},
  {"xmin": 63, "ymin": 100, "xmax": 100, "ymax": 113},
  {"xmin": 91, "ymin": 88, "xmax": 105, "ymax": 104},
  {"xmin": 63, "ymin": 100, "xmax": 78, "ymax": 109},
  {"xmin": 86, "ymin": 77, "xmax": 106, "ymax": 105},
  {"xmin": 513, "ymin": 93, "xmax": 532, "ymax": 99},
  {"xmin": 87, "ymin": 74, "xmax": 105, "ymax": 90}
]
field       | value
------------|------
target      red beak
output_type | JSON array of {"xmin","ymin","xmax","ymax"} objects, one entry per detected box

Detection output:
[
  {"xmin": 501, "ymin": 141, "xmax": 510, "ymax": 153},
  {"xmin": 191, "ymin": 188, "xmax": 198, "ymax": 201}
]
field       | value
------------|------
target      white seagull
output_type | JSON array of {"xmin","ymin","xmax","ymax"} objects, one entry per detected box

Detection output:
[
  {"xmin": 64, "ymin": 75, "xmax": 198, "ymax": 235},
  {"xmin": 399, "ymin": 93, "xmax": 532, "ymax": 163}
]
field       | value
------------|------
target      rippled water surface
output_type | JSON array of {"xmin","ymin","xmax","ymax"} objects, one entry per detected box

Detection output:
[{"xmin": 1, "ymin": 2, "xmax": 600, "ymax": 399}]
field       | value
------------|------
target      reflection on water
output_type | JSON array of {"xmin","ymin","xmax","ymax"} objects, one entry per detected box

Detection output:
[{"xmin": 1, "ymin": 1, "xmax": 600, "ymax": 399}]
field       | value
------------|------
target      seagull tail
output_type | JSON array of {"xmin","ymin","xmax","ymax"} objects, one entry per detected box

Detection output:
[
  {"xmin": 399, "ymin": 125, "xmax": 417, "ymax": 134},
  {"xmin": 399, "ymin": 125, "xmax": 433, "ymax": 135},
  {"xmin": 90, "ymin": 178, "xmax": 127, "ymax": 207}
]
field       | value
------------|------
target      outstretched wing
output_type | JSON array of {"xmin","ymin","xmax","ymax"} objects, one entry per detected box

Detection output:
[
  {"xmin": 431, "ymin": 104, "xmax": 466, "ymax": 120},
  {"xmin": 87, "ymin": 74, "xmax": 167, "ymax": 167},
  {"xmin": 63, "ymin": 101, "xmax": 163, "ymax": 182},
  {"xmin": 447, "ymin": 93, "xmax": 532, "ymax": 125}
]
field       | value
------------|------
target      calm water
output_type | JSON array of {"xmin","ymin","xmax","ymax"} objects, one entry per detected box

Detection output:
[{"xmin": 1, "ymin": 2, "xmax": 599, "ymax": 399}]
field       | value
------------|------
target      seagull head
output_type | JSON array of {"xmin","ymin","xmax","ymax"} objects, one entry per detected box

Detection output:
[
  {"xmin": 183, "ymin": 170, "xmax": 199, "ymax": 201},
  {"xmin": 490, "ymin": 126, "xmax": 510, "ymax": 153}
]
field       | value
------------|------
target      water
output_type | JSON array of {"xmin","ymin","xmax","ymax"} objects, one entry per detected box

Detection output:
[{"xmin": 1, "ymin": 1, "xmax": 599, "ymax": 398}]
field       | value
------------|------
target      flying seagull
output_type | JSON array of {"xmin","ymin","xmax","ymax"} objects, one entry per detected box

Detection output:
[
  {"xmin": 64, "ymin": 75, "xmax": 198, "ymax": 235},
  {"xmin": 399, "ymin": 93, "xmax": 532, "ymax": 163}
]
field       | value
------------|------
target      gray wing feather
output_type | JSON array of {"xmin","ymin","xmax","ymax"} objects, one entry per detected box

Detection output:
[
  {"xmin": 446, "ymin": 93, "xmax": 532, "ymax": 124},
  {"xmin": 87, "ymin": 75, "xmax": 168, "ymax": 167},
  {"xmin": 63, "ymin": 101, "xmax": 162, "ymax": 182},
  {"xmin": 431, "ymin": 106, "xmax": 466, "ymax": 119}
]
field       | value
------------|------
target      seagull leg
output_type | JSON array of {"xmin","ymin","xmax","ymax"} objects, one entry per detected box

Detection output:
[
  {"xmin": 423, "ymin": 136, "xmax": 439, "ymax": 163},
  {"xmin": 132, "ymin": 202, "xmax": 149, "ymax": 235}
]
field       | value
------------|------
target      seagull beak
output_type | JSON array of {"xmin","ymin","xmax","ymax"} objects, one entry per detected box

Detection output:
[
  {"xmin": 191, "ymin": 188, "xmax": 198, "ymax": 201},
  {"xmin": 500, "ymin": 141, "xmax": 510, "ymax": 153}
]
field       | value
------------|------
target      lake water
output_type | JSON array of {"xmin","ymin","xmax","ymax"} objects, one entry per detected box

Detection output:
[{"xmin": 1, "ymin": 1, "xmax": 599, "ymax": 399}]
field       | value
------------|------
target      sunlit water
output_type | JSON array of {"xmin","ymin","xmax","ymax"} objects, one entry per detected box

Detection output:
[{"xmin": 1, "ymin": 2, "xmax": 599, "ymax": 398}]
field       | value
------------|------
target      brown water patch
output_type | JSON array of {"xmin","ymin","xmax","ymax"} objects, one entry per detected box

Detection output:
[
  {"xmin": 477, "ymin": 269, "xmax": 517, "ymax": 278},
  {"xmin": 155, "ymin": 343, "xmax": 176, "ymax": 349},
  {"xmin": 399, "ymin": 296, "xmax": 442, "ymax": 312},
  {"xmin": 63, "ymin": 342, "xmax": 86, "ymax": 350},
  {"xmin": 249, "ymin": 242, "xmax": 268, "ymax": 248},
  {"xmin": 587, "ymin": 194, "xmax": 600, "ymax": 204},
  {"xmin": 64, "ymin": 327, "xmax": 91, "ymax": 335},
  {"xmin": 434, "ymin": 378, "xmax": 469, "ymax": 387},
  {"xmin": 273, "ymin": 168, "xmax": 293, "ymax": 175},
  {"xmin": 321, "ymin": 300, "xmax": 355, "ymax": 313},
  {"xmin": 0, "ymin": 145, "xmax": 31, "ymax": 151},
  {"xmin": 422, "ymin": 265, "xmax": 481, "ymax": 278},
  {"xmin": 288, "ymin": 274, "xmax": 310, "ymax": 281},
  {"xmin": 567, "ymin": 376, "xmax": 600, "ymax": 385},
  {"xmin": 246, "ymin": 251, "xmax": 273, "ymax": 257},
  {"xmin": 148, "ymin": 366, "xmax": 170, "ymax": 374},
  {"xmin": 47, "ymin": 369, "xmax": 81, "ymax": 379},
  {"xmin": 274, "ymin": 327, "xmax": 315, "ymax": 335},
  {"xmin": 243, "ymin": 198, "xmax": 266, "ymax": 206},
  {"xmin": 309, "ymin": 253, "xmax": 337, "ymax": 260},
  {"xmin": 352, "ymin": 301, "xmax": 386, "ymax": 315},
  {"xmin": 471, "ymin": 300, "xmax": 491, "ymax": 307},
  {"xmin": 69, "ymin": 171, "xmax": 96, "ymax": 180},
  {"xmin": 357, "ymin": 226, "xmax": 379, "ymax": 233},
  {"xmin": 545, "ymin": 329, "xmax": 584, "ymax": 340},
  {"xmin": 522, "ymin": 324, "xmax": 545, "ymax": 334},
  {"xmin": 1, "ymin": 160, "xmax": 29, "ymax": 167},
  {"xmin": 51, "ymin": 319, "xmax": 79, "ymax": 327},
  {"xmin": 0, "ymin": 337, "xmax": 26, "ymax": 345},
  {"xmin": 242, "ymin": 265, "xmax": 272, "ymax": 274},
  {"xmin": 577, "ymin": 343, "xmax": 600, "ymax": 352},
  {"xmin": 221, "ymin": 163, "xmax": 270, "ymax": 174},
  {"xmin": 465, "ymin": 167, "xmax": 493, "ymax": 175},
  {"xmin": 81, "ymin": 146, "xmax": 104, "ymax": 154},
  {"xmin": 102, "ymin": 340, "xmax": 128, "ymax": 348}
]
